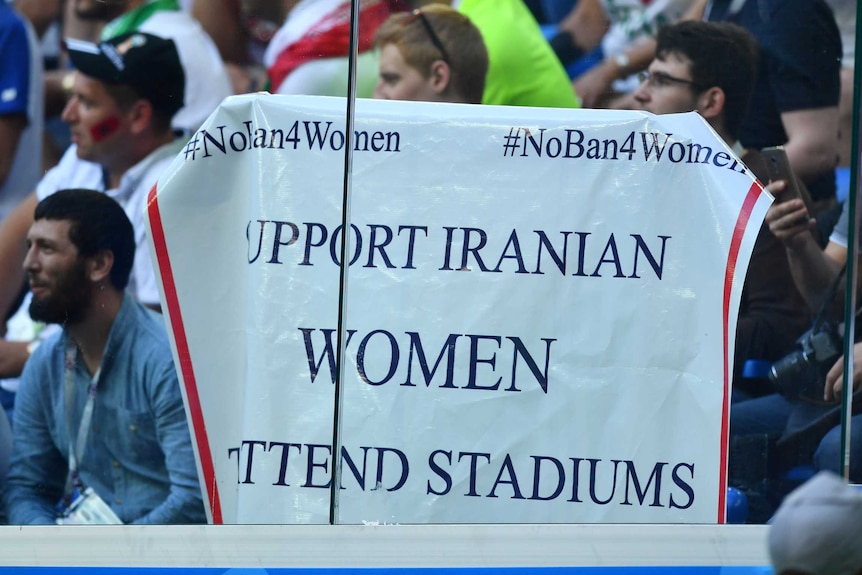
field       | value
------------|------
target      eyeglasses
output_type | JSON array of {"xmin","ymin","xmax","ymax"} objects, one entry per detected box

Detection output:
[
  {"xmin": 404, "ymin": 9, "xmax": 450, "ymax": 64},
  {"xmin": 638, "ymin": 70, "xmax": 705, "ymax": 90}
]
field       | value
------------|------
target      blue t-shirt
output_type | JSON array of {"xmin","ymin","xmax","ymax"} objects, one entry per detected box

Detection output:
[{"xmin": 0, "ymin": 3, "xmax": 30, "ymax": 118}]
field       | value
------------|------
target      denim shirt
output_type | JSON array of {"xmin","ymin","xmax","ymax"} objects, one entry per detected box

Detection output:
[{"xmin": 4, "ymin": 295, "xmax": 206, "ymax": 524}]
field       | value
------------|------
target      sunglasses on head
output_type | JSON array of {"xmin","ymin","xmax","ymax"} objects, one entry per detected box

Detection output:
[{"xmin": 403, "ymin": 9, "xmax": 450, "ymax": 64}]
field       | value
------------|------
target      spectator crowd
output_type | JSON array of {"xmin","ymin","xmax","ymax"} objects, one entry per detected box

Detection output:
[{"xmin": 0, "ymin": 0, "xmax": 858, "ymax": 541}]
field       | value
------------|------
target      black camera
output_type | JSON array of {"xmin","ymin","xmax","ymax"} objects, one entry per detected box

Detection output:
[{"xmin": 768, "ymin": 322, "xmax": 843, "ymax": 402}]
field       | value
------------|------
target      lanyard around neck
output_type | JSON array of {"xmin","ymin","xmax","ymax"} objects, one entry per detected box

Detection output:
[{"xmin": 63, "ymin": 339, "xmax": 103, "ymax": 497}]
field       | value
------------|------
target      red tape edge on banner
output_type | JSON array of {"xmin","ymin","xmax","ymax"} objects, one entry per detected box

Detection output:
[
  {"xmin": 720, "ymin": 181, "xmax": 764, "ymax": 524},
  {"xmin": 147, "ymin": 184, "xmax": 223, "ymax": 525}
]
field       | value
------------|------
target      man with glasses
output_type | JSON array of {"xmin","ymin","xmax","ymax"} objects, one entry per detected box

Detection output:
[
  {"xmin": 373, "ymin": 5, "xmax": 488, "ymax": 104},
  {"xmin": 634, "ymin": 20, "xmax": 810, "ymax": 401},
  {"xmin": 636, "ymin": 20, "xmax": 859, "ymax": 521}
]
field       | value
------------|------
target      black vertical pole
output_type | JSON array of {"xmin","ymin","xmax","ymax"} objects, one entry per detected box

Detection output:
[
  {"xmin": 839, "ymin": 2, "xmax": 861, "ymax": 479},
  {"xmin": 330, "ymin": 0, "xmax": 362, "ymax": 523}
]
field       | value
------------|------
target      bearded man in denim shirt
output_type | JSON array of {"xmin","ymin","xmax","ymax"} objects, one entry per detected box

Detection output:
[{"xmin": 3, "ymin": 189, "xmax": 205, "ymax": 524}]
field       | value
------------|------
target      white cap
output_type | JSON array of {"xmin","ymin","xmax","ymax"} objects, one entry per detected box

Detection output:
[{"xmin": 769, "ymin": 471, "xmax": 862, "ymax": 575}]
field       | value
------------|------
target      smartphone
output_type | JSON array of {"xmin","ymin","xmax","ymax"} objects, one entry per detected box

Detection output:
[{"xmin": 762, "ymin": 146, "xmax": 802, "ymax": 202}]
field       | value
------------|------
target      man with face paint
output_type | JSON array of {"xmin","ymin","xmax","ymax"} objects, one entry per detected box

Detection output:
[
  {"xmin": 50, "ymin": 31, "xmax": 185, "ymax": 309},
  {"xmin": 0, "ymin": 32, "xmax": 185, "ymax": 394},
  {"xmin": 47, "ymin": 0, "xmax": 230, "ymax": 132},
  {"xmin": 36, "ymin": 0, "xmax": 229, "ymax": 254},
  {"xmin": 0, "ymin": 4, "xmax": 220, "ymax": 427}
]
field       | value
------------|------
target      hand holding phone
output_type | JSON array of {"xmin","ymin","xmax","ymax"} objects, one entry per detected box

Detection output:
[
  {"xmin": 761, "ymin": 145, "xmax": 816, "ymax": 231},
  {"xmin": 762, "ymin": 146, "xmax": 803, "ymax": 203}
]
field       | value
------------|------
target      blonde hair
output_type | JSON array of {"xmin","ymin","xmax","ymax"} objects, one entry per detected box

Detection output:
[{"xmin": 374, "ymin": 5, "xmax": 488, "ymax": 104}]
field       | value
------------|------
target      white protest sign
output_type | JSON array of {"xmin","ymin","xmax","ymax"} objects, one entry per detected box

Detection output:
[{"xmin": 146, "ymin": 95, "xmax": 769, "ymax": 525}]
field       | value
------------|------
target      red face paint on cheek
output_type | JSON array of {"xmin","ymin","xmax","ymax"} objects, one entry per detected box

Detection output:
[{"xmin": 90, "ymin": 115, "xmax": 121, "ymax": 142}]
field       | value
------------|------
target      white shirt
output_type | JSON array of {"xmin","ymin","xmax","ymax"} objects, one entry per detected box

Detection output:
[
  {"xmin": 599, "ymin": 0, "xmax": 692, "ymax": 58},
  {"xmin": 137, "ymin": 10, "xmax": 232, "ymax": 132},
  {"xmin": 263, "ymin": 0, "xmax": 379, "ymax": 97}
]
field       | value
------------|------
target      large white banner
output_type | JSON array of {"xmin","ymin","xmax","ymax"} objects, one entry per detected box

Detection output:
[{"xmin": 146, "ymin": 95, "xmax": 768, "ymax": 525}]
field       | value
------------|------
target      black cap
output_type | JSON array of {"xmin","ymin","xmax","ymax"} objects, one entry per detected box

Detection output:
[{"xmin": 66, "ymin": 32, "xmax": 185, "ymax": 120}]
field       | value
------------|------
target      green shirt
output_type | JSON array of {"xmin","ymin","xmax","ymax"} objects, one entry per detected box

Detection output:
[
  {"xmin": 459, "ymin": 0, "xmax": 580, "ymax": 108},
  {"xmin": 100, "ymin": 0, "xmax": 180, "ymax": 40}
]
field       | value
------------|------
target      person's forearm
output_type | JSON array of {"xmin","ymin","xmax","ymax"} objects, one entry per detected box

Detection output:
[
  {"xmin": 4, "ymin": 432, "xmax": 63, "ymax": 525},
  {"xmin": 681, "ymin": 0, "xmax": 708, "ymax": 21},
  {"xmin": 5, "ymin": 496, "xmax": 57, "ymax": 524},
  {"xmin": 573, "ymin": 37, "xmax": 656, "ymax": 107},
  {"xmin": 603, "ymin": 38, "xmax": 655, "ymax": 82},
  {"xmin": 141, "ymin": 374, "xmax": 207, "ymax": 525},
  {"xmin": 4, "ymin": 488, "xmax": 57, "ymax": 525},
  {"xmin": 558, "ymin": 0, "xmax": 609, "ymax": 52},
  {"xmin": 0, "ymin": 193, "xmax": 38, "ymax": 324},
  {"xmin": 0, "ymin": 114, "xmax": 26, "ymax": 188},
  {"xmin": 785, "ymin": 234, "xmax": 843, "ymax": 312},
  {"xmin": 784, "ymin": 137, "xmax": 838, "ymax": 182},
  {"xmin": 781, "ymin": 107, "xmax": 840, "ymax": 182},
  {"xmin": 0, "ymin": 341, "xmax": 30, "ymax": 379},
  {"xmin": 132, "ymin": 484, "xmax": 206, "ymax": 525},
  {"xmin": 191, "ymin": 0, "xmax": 248, "ymax": 64}
]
